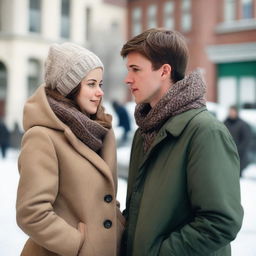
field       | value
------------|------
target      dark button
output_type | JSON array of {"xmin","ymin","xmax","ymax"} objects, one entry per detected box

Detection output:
[
  {"xmin": 103, "ymin": 220, "xmax": 112, "ymax": 229},
  {"xmin": 104, "ymin": 194, "xmax": 113, "ymax": 203}
]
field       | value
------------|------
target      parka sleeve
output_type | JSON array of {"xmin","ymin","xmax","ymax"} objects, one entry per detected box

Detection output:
[
  {"xmin": 158, "ymin": 127, "xmax": 244, "ymax": 255},
  {"xmin": 16, "ymin": 127, "xmax": 83, "ymax": 256}
]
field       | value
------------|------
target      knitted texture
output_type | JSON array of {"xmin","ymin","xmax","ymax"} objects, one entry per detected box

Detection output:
[
  {"xmin": 135, "ymin": 70, "xmax": 206, "ymax": 152},
  {"xmin": 44, "ymin": 43, "xmax": 103, "ymax": 96},
  {"xmin": 47, "ymin": 96, "xmax": 108, "ymax": 152}
]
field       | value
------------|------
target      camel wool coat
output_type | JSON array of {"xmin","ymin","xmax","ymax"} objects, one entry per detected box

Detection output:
[{"xmin": 16, "ymin": 85, "xmax": 125, "ymax": 256}]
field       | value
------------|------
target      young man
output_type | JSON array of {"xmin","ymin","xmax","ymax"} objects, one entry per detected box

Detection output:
[{"xmin": 120, "ymin": 28, "xmax": 243, "ymax": 256}]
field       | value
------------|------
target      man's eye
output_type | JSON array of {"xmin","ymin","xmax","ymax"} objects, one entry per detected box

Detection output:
[{"xmin": 133, "ymin": 68, "xmax": 140, "ymax": 72}]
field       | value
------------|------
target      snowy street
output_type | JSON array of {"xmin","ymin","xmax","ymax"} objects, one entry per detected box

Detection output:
[{"xmin": 0, "ymin": 149, "xmax": 256, "ymax": 255}]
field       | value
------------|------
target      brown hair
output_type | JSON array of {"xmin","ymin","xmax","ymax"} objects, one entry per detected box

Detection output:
[
  {"xmin": 120, "ymin": 28, "xmax": 189, "ymax": 83},
  {"xmin": 45, "ymin": 86, "xmax": 112, "ymax": 129}
]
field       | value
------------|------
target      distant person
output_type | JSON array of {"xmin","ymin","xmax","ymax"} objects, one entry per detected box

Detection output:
[
  {"xmin": 224, "ymin": 105, "xmax": 252, "ymax": 176},
  {"xmin": 112, "ymin": 100, "xmax": 131, "ymax": 144},
  {"xmin": 16, "ymin": 43, "xmax": 125, "ymax": 256},
  {"xmin": 0, "ymin": 118, "xmax": 10, "ymax": 158}
]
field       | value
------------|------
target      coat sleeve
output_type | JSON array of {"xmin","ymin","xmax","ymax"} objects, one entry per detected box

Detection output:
[
  {"xmin": 16, "ymin": 127, "xmax": 83, "ymax": 256},
  {"xmin": 158, "ymin": 127, "xmax": 244, "ymax": 255}
]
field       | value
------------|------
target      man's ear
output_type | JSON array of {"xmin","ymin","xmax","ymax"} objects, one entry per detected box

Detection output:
[{"xmin": 161, "ymin": 64, "xmax": 172, "ymax": 80}]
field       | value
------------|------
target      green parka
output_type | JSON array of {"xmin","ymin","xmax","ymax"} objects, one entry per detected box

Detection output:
[{"xmin": 123, "ymin": 107, "xmax": 243, "ymax": 256}]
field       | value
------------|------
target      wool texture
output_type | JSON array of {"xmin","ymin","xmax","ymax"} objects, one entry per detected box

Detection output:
[
  {"xmin": 47, "ymin": 95, "xmax": 108, "ymax": 152},
  {"xmin": 135, "ymin": 70, "xmax": 206, "ymax": 152}
]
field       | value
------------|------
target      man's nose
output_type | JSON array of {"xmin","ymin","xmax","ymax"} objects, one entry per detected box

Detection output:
[{"xmin": 124, "ymin": 73, "xmax": 133, "ymax": 86}]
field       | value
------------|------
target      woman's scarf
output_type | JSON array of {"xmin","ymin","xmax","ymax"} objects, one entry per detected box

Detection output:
[{"xmin": 47, "ymin": 96, "xmax": 109, "ymax": 152}]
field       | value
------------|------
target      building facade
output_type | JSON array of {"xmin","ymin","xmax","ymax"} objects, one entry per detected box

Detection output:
[
  {"xmin": 126, "ymin": 0, "xmax": 256, "ymax": 108},
  {"xmin": 0, "ymin": 0, "xmax": 127, "ymax": 130}
]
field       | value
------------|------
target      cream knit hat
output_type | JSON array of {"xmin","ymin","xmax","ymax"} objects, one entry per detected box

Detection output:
[{"xmin": 44, "ymin": 42, "xmax": 104, "ymax": 96}]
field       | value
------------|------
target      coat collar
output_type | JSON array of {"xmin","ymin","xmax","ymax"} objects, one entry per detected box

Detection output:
[
  {"xmin": 164, "ymin": 107, "xmax": 207, "ymax": 137},
  {"xmin": 24, "ymin": 84, "xmax": 115, "ymax": 187},
  {"xmin": 138, "ymin": 107, "xmax": 207, "ymax": 171},
  {"xmin": 63, "ymin": 128, "xmax": 115, "ymax": 188}
]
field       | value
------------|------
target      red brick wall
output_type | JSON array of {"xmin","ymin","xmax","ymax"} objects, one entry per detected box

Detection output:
[{"xmin": 126, "ymin": 0, "xmax": 256, "ymax": 102}]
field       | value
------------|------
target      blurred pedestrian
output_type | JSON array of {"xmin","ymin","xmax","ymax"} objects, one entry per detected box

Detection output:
[
  {"xmin": 16, "ymin": 42, "xmax": 125, "ymax": 256},
  {"xmin": 120, "ymin": 28, "xmax": 243, "ymax": 256},
  {"xmin": 0, "ymin": 118, "xmax": 10, "ymax": 158},
  {"xmin": 112, "ymin": 100, "xmax": 131, "ymax": 144},
  {"xmin": 224, "ymin": 105, "xmax": 252, "ymax": 177}
]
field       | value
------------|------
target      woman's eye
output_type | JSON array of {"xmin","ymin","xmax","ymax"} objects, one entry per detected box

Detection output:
[
  {"xmin": 88, "ymin": 83, "xmax": 96, "ymax": 87},
  {"xmin": 133, "ymin": 68, "xmax": 140, "ymax": 72},
  {"xmin": 99, "ymin": 83, "xmax": 103, "ymax": 88}
]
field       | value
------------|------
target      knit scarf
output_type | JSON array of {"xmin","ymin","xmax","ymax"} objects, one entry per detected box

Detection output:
[
  {"xmin": 47, "ymin": 96, "xmax": 109, "ymax": 152},
  {"xmin": 135, "ymin": 70, "xmax": 206, "ymax": 152}
]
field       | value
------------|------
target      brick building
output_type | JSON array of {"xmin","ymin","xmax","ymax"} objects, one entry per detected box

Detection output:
[{"xmin": 126, "ymin": 0, "xmax": 256, "ymax": 108}]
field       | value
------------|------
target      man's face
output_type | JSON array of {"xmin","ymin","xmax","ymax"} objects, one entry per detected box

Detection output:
[
  {"xmin": 229, "ymin": 108, "xmax": 238, "ymax": 119},
  {"xmin": 124, "ymin": 52, "xmax": 169, "ymax": 107}
]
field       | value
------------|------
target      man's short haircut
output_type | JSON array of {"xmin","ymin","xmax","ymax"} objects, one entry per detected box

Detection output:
[{"xmin": 120, "ymin": 28, "xmax": 189, "ymax": 83}]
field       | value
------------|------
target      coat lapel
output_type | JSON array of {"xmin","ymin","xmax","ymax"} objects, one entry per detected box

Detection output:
[{"xmin": 64, "ymin": 128, "xmax": 115, "ymax": 187}]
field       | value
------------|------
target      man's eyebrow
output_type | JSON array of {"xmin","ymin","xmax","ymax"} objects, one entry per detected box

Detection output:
[{"xmin": 128, "ymin": 64, "xmax": 140, "ymax": 68}]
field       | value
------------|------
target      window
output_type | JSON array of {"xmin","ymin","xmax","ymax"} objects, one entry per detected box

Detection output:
[
  {"xmin": 224, "ymin": 0, "xmax": 236, "ymax": 22},
  {"xmin": 61, "ymin": 0, "xmax": 70, "ymax": 38},
  {"xmin": 0, "ymin": 62, "xmax": 7, "ymax": 100},
  {"xmin": 131, "ymin": 7, "xmax": 142, "ymax": 36},
  {"xmin": 147, "ymin": 4, "xmax": 157, "ymax": 28},
  {"xmin": 27, "ymin": 59, "xmax": 40, "ymax": 97},
  {"xmin": 29, "ymin": 0, "xmax": 41, "ymax": 33},
  {"xmin": 181, "ymin": 0, "xmax": 191, "ymax": 32},
  {"xmin": 242, "ymin": 0, "xmax": 253, "ymax": 19},
  {"xmin": 163, "ymin": 1, "xmax": 175, "ymax": 29},
  {"xmin": 218, "ymin": 61, "xmax": 256, "ymax": 108},
  {"xmin": 240, "ymin": 77, "xmax": 256, "ymax": 106},
  {"xmin": 85, "ymin": 7, "xmax": 91, "ymax": 41},
  {"xmin": 0, "ymin": 62, "xmax": 7, "ymax": 117},
  {"xmin": 0, "ymin": 0, "xmax": 2, "ymax": 31}
]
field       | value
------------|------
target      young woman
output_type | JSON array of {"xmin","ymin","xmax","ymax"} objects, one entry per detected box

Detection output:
[{"xmin": 16, "ymin": 43, "xmax": 125, "ymax": 256}]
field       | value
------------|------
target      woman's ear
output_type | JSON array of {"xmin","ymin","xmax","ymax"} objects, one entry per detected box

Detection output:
[{"xmin": 161, "ymin": 64, "xmax": 172, "ymax": 80}]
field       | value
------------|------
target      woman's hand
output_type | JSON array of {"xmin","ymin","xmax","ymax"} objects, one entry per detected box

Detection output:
[{"xmin": 77, "ymin": 222, "xmax": 85, "ymax": 253}]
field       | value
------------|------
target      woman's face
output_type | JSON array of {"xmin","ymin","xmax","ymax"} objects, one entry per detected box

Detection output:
[{"xmin": 76, "ymin": 68, "xmax": 104, "ymax": 115}]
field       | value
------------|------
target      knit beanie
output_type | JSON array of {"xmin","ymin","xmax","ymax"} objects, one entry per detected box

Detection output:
[{"xmin": 44, "ymin": 42, "xmax": 104, "ymax": 96}]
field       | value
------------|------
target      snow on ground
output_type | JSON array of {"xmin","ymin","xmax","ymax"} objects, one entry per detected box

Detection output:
[{"xmin": 0, "ymin": 149, "xmax": 255, "ymax": 255}]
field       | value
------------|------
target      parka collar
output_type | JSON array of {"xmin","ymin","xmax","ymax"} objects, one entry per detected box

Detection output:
[
  {"xmin": 163, "ymin": 107, "xmax": 207, "ymax": 137},
  {"xmin": 138, "ymin": 107, "xmax": 207, "ymax": 171}
]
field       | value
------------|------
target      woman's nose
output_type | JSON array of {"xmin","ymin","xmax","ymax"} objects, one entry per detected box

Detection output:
[{"xmin": 96, "ymin": 87, "xmax": 104, "ymax": 97}]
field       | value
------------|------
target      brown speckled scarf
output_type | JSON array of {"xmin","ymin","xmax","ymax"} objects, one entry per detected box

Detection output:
[
  {"xmin": 135, "ymin": 70, "xmax": 206, "ymax": 152},
  {"xmin": 47, "ymin": 96, "xmax": 109, "ymax": 152}
]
